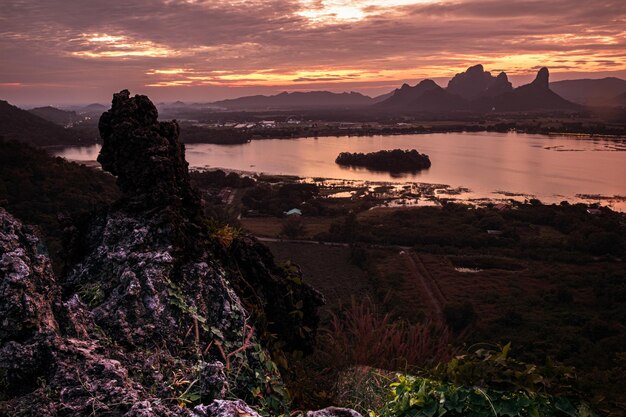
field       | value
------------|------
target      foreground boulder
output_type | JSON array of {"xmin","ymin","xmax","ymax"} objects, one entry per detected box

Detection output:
[{"xmin": 0, "ymin": 90, "xmax": 323, "ymax": 416}]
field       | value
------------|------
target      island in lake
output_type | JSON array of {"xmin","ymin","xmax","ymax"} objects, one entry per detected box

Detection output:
[{"xmin": 335, "ymin": 149, "xmax": 431, "ymax": 172}]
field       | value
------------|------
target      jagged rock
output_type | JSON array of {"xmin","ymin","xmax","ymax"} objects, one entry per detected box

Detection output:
[
  {"xmin": 1, "ymin": 90, "xmax": 323, "ymax": 415},
  {"xmin": 97, "ymin": 89, "xmax": 199, "ymax": 212},
  {"xmin": 192, "ymin": 399, "xmax": 261, "ymax": 417},
  {"xmin": 483, "ymin": 67, "xmax": 578, "ymax": 112},
  {"xmin": 227, "ymin": 236, "xmax": 323, "ymax": 354},
  {"xmin": 199, "ymin": 361, "xmax": 228, "ymax": 402},
  {"xmin": 375, "ymin": 79, "xmax": 465, "ymax": 111},
  {"xmin": 0, "ymin": 207, "xmax": 60, "ymax": 343},
  {"xmin": 531, "ymin": 67, "xmax": 550, "ymax": 90},
  {"xmin": 447, "ymin": 64, "xmax": 513, "ymax": 100},
  {"xmin": 0, "ymin": 208, "xmax": 188, "ymax": 417},
  {"xmin": 307, "ymin": 407, "xmax": 364, "ymax": 417}
]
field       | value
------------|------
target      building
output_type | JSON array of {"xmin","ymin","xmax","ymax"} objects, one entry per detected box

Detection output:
[{"xmin": 284, "ymin": 208, "xmax": 302, "ymax": 216}]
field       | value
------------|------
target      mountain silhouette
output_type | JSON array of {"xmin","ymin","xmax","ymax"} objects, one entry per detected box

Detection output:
[
  {"xmin": 373, "ymin": 67, "xmax": 578, "ymax": 113},
  {"xmin": 374, "ymin": 79, "xmax": 466, "ymax": 112},
  {"xmin": 550, "ymin": 77, "xmax": 626, "ymax": 106},
  {"xmin": 211, "ymin": 91, "xmax": 374, "ymax": 110},
  {"xmin": 28, "ymin": 106, "xmax": 79, "ymax": 126},
  {"xmin": 475, "ymin": 68, "xmax": 579, "ymax": 112},
  {"xmin": 447, "ymin": 64, "xmax": 513, "ymax": 100},
  {"xmin": 0, "ymin": 100, "xmax": 84, "ymax": 146}
]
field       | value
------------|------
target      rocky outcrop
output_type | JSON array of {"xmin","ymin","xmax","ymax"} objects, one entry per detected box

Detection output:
[
  {"xmin": 446, "ymin": 64, "xmax": 513, "ymax": 100},
  {"xmin": 97, "ymin": 90, "xmax": 199, "ymax": 213},
  {"xmin": 1, "ymin": 90, "xmax": 323, "ymax": 416},
  {"xmin": 0, "ymin": 207, "xmax": 187, "ymax": 416},
  {"xmin": 483, "ymin": 67, "xmax": 580, "ymax": 112},
  {"xmin": 375, "ymin": 79, "xmax": 466, "ymax": 112}
]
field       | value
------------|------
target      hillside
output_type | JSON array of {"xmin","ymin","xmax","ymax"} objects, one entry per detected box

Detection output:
[
  {"xmin": 28, "ymin": 105, "xmax": 80, "ymax": 126},
  {"xmin": 478, "ymin": 68, "xmax": 580, "ymax": 112},
  {"xmin": 374, "ymin": 67, "xmax": 578, "ymax": 113},
  {"xmin": 0, "ymin": 99, "xmax": 87, "ymax": 146},
  {"xmin": 0, "ymin": 138, "xmax": 119, "ymax": 271},
  {"xmin": 0, "ymin": 90, "xmax": 323, "ymax": 416},
  {"xmin": 447, "ymin": 64, "xmax": 513, "ymax": 100},
  {"xmin": 211, "ymin": 90, "xmax": 374, "ymax": 110},
  {"xmin": 374, "ymin": 79, "xmax": 466, "ymax": 112},
  {"xmin": 550, "ymin": 77, "xmax": 626, "ymax": 106}
]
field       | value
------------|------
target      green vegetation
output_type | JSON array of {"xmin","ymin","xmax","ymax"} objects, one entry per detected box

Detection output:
[
  {"xmin": 374, "ymin": 345, "xmax": 595, "ymax": 417},
  {"xmin": 336, "ymin": 149, "xmax": 431, "ymax": 173},
  {"xmin": 77, "ymin": 282, "xmax": 105, "ymax": 307}
]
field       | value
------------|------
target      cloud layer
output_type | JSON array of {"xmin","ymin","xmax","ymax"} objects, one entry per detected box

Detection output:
[{"xmin": 1, "ymin": 0, "xmax": 625, "ymax": 104}]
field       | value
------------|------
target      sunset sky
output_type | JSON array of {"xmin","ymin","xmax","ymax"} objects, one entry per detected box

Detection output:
[{"xmin": 1, "ymin": 0, "xmax": 625, "ymax": 105}]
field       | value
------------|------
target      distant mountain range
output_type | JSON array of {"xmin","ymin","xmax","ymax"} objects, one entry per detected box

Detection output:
[
  {"xmin": 0, "ymin": 100, "xmax": 85, "ymax": 146},
  {"xmin": 211, "ymin": 91, "xmax": 380, "ymax": 110},
  {"xmin": 2, "ymin": 65, "xmax": 625, "ymax": 148},
  {"xmin": 550, "ymin": 77, "xmax": 626, "ymax": 106},
  {"xmin": 206, "ymin": 65, "xmax": 620, "ymax": 113},
  {"xmin": 374, "ymin": 66, "xmax": 579, "ymax": 113}
]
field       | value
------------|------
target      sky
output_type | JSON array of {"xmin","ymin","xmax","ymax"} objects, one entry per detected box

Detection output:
[{"xmin": 1, "ymin": 0, "xmax": 625, "ymax": 106}]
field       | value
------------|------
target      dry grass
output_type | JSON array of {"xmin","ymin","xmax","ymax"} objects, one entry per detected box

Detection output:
[
  {"xmin": 288, "ymin": 297, "xmax": 454, "ymax": 410},
  {"xmin": 319, "ymin": 297, "xmax": 453, "ymax": 372}
]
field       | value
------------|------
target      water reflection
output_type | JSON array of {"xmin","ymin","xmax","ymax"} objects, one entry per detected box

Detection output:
[{"xmin": 53, "ymin": 132, "xmax": 626, "ymax": 211}]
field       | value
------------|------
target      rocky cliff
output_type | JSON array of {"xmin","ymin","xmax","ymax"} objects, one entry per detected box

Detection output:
[{"xmin": 0, "ymin": 90, "xmax": 323, "ymax": 416}]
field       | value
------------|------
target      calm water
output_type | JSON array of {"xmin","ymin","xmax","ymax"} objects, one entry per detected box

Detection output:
[{"xmin": 55, "ymin": 132, "xmax": 626, "ymax": 209}]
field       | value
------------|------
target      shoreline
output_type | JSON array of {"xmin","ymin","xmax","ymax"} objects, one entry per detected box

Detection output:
[{"xmin": 190, "ymin": 167, "xmax": 626, "ymax": 213}]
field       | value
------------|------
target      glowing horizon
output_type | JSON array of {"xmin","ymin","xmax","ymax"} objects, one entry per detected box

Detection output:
[{"xmin": 1, "ymin": 0, "xmax": 625, "ymax": 105}]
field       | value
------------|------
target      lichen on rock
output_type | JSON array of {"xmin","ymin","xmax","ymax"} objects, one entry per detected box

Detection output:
[{"xmin": 0, "ymin": 90, "xmax": 324, "ymax": 416}]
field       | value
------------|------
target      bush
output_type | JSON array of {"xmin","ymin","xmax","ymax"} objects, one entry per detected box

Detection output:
[
  {"xmin": 374, "ymin": 345, "xmax": 596, "ymax": 417},
  {"xmin": 281, "ymin": 216, "xmax": 305, "ymax": 238}
]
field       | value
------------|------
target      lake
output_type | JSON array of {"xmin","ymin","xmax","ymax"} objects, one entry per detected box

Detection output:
[{"xmin": 54, "ymin": 132, "xmax": 626, "ymax": 210}]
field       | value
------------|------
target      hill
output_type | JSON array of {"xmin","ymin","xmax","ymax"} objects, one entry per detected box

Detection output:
[
  {"xmin": 211, "ymin": 90, "xmax": 374, "ymax": 110},
  {"xmin": 614, "ymin": 91, "xmax": 626, "ymax": 106},
  {"xmin": 477, "ymin": 68, "xmax": 580, "ymax": 112},
  {"xmin": 446, "ymin": 64, "xmax": 513, "ymax": 100},
  {"xmin": 28, "ymin": 105, "xmax": 80, "ymax": 126},
  {"xmin": 0, "ymin": 138, "xmax": 119, "ymax": 270},
  {"xmin": 374, "ymin": 79, "xmax": 466, "ymax": 112},
  {"xmin": 550, "ymin": 77, "xmax": 626, "ymax": 106},
  {"xmin": 0, "ymin": 99, "xmax": 87, "ymax": 146},
  {"xmin": 374, "ymin": 67, "xmax": 577, "ymax": 113}
]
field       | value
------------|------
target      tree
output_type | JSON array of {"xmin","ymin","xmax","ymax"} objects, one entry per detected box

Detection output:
[{"xmin": 281, "ymin": 216, "xmax": 305, "ymax": 238}]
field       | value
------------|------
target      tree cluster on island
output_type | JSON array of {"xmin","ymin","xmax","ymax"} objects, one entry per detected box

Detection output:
[{"xmin": 335, "ymin": 149, "xmax": 431, "ymax": 172}]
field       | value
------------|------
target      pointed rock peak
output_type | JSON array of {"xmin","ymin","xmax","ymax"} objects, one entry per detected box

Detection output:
[
  {"xmin": 497, "ymin": 72, "xmax": 509, "ymax": 81},
  {"xmin": 400, "ymin": 83, "xmax": 412, "ymax": 90},
  {"xmin": 533, "ymin": 67, "xmax": 550, "ymax": 89},
  {"xmin": 98, "ymin": 90, "xmax": 199, "ymax": 210}
]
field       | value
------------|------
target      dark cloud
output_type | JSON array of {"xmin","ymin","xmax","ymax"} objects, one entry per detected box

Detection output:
[{"xmin": 1, "ymin": 0, "xmax": 625, "ymax": 104}]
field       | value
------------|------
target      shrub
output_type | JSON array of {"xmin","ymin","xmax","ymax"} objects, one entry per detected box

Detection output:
[
  {"xmin": 281, "ymin": 216, "xmax": 306, "ymax": 238},
  {"xmin": 374, "ymin": 345, "xmax": 596, "ymax": 417}
]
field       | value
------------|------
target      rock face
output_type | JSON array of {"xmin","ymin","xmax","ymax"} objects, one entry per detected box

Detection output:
[
  {"xmin": 0, "ymin": 206, "xmax": 187, "ymax": 416},
  {"xmin": 484, "ymin": 67, "xmax": 580, "ymax": 112},
  {"xmin": 532, "ymin": 67, "xmax": 550, "ymax": 90},
  {"xmin": 98, "ymin": 90, "xmax": 200, "ymax": 212},
  {"xmin": 446, "ymin": 64, "xmax": 513, "ymax": 100},
  {"xmin": 0, "ymin": 90, "xmax": 323, "ymax": 416},
  {"xmin": 375, "ymin": 79, "xmax": 465, "ymax": 112}
]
